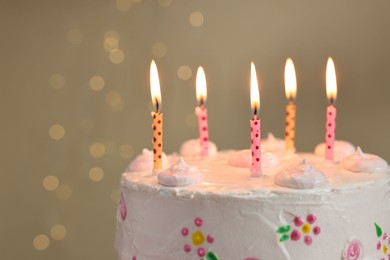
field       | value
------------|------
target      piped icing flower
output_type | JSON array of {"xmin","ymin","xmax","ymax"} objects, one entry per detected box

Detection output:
[
  {"xmin": 340, "ymin": 147, "xmax": 389, "ymax": 174},
  {"xmin": 261, "ymin": 133, "xmax": 285, "ymax": 153},
  {"xmin": 274, "ymin": 159, "xmax": 328, "ymax": 189},
  {"xmin": 342, "ymin": 239, "xmax": 364, "ymax": 260},
  {"xmin": 180, "ymin": 139, "xmax": 218, "ymax": 157},
  {"xmin": 314, "ymin": 140, "xmax": 355, "ymax": 162},
  {"xmin": 127, "ymin": 149, "xmax": 169, "ymax": 172},
  {"xmin": 157, "ymin": 158, "xmax": 202, "ymax": 187},
  {"xmin": 227, "ymin": 149, "xmax": 280, "ymax": 168}
]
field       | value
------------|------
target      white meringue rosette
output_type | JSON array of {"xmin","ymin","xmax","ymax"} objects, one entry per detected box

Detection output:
[
  {"xmin": 261, "ymin": 133, "xmax": 285, "ymax": 153},
  {"xmin": 340, "ymin": 147, "xmax": 389, "ymax": 174},
  {"xmin": 274, "ymin": 158, "xmax": 328, "ymax": 189},
  {"xmin": 314, "ymin": 140, "xmax": 355, "ymax": 162},
  {"xmin": 227, "ymin": 149, "xmax": 280, "ymax": 168},
  {"xmin": 180, "ymin": 138, "xmax": 218, "ymax": 157},
  {"xmin": 127, "ymin": 148, "xmax": 169, "ymax": 172},
  {"xmin": 158, "ymin": 158, "xmax": 202, "ymax": 187}
]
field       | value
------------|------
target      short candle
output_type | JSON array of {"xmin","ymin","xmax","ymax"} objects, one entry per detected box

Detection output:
[
  {"xmin": 284, "ymin": 58, "xmax": 297, "ymax": 151},
  {"xmin": 195, "ymin": 66, "xmax": 209, "ymax": 157},
  {"xmin": 325, "ymin": 57, "xmax": 338, "ymax": 161},
  {"xmin": 250, "ymin": 62, "xmax": 262, "ymax": 177}
]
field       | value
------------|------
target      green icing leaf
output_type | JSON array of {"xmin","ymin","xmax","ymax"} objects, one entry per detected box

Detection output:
[
  {"xmin": 206, "ymin": 251, "xmax": 218, "ymax": 260},
  {"xmin": 375, "ymin": 223, "xmax": 383, "ymax": 238},
  {"xmin": 279, "ymin": 234, "xmax": 289, "ymax": 242},
  {"xmin": 276, "ymin": 225, "xmax": 291, "ymax": 234}
]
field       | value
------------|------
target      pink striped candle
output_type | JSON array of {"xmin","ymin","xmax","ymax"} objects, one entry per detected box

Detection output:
[
  {"xmin": 196, "ymin": 66, "xmax": 209, "ymax": 157},
  {"xmin": 325, "ymin": 57, "xmax": 338, "ymax": 161},
  {"xmin": 250, "ymin": 62, "xmax": 262, "ymax": 177}
]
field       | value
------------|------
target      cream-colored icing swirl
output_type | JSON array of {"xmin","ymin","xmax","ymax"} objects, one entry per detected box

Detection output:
[
  {"xmin": 274, "ymin": 158, "xmax": 328, "ymax": 189},
  {"xmin": 314, "ymin": 140, "xmax": 355, "ymax": 162},
  {"xmin": 179, "ymin": 138, "xmax": 218, "ymax": 157},
  {"xmin": 261, "ymin": 132, "xmax": 285, "ymax": 153},
  {"xmin": 157, "ymin": 158, "xmax": 202, "ymax": 187},
  {"xmin": 340, "ymin": 147, "xmax": 389, "ymax": 174},
  {"xmin": 227, "ymin": 149, "xmax": 280, "ymax": 168},
  {"xmin": 128, "ymin": 149, "xmax": 169, "ymax": 171}
]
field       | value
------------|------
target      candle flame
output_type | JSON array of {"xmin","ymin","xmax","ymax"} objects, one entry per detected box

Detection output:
[
  {"xmin": 196, "ymin": 66, "xmax": 207, "ymax": 104},
  {"xmin": 250, "ymin": 62, "xmax": 260, "ymax": 114},
  {"xmin": 150, "ymin": 60, "xmax": 161, "ymax": 109},
  {"xmin": 326, "ymin": 57, "xmax": 337, "ymax": 103},
  {"xmin": 284, "ymin": 58, "xmax": 297, "ymax": 100}
]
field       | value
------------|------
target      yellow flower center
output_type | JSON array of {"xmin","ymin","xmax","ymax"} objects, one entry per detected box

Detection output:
[
  {"xmin": 192, "ymin": 230, "xmax": 205, "ymax": 246},
  {"xmin": 383, "ymin": 245, "xmax": 388, "ymax": 255},
  {"xmin": 302, "ymin": 224, "xmax": 311, "ymax": 234}
]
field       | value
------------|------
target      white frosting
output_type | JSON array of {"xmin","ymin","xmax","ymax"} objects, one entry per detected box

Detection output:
[
  {"xmin": 340, "ymin": 147, "xmax": 389, "ymax": 174},
  {"xmin": 314, "ymin": 140, "xmax": 356, "ymax": 162},
  {"xmin": 274, "ymin": 158, "xmax": 328, "ymax": 189},
  {"xmin": 157, "ymin": 158, "xmax": 202, "ymax": 187},
  {"xmin": 117, "ymin": 150, "xmax": 390, "ymax": 260},
  {"xmin": 127, "ymin": 148, "xmax": 169, "ymax": 171},
  {"xmin": 179, "ymin": 138, "xmax": 218, "ymax": 157},
  {"xmin": 261, "ymin": 132, "xmax": 285, "ymax": 153},
  {"xmin": 227, "ymin": 149, "xmax": 280, "ymax": 168}
]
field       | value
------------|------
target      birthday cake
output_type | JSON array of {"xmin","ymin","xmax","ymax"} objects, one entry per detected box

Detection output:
[{"xmin": 115, "ymin": 137, "xmax": 390, "ymax": 260}]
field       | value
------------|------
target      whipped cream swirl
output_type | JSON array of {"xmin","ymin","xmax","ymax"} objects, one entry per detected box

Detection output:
[
  {"xmin": 340, "ymin": 147, "xmax": 389, "ymax": 174},
  {"xmin": 274, "ymin": 159, "xmax": 328, "ymax": 189},
  {"xmin": 158, "ymin": 158, "xmax": 202, "ymax": 187},
  {"xmin": 180, "ymin": 139, "xmax": 218, "ymax": 157},
  {"xmin": 228, "ymin": 149, "xmax": 280, "ymax": 168},
  {"xmin": 314, "ymin": 140, "xmax": 355, "ymax": 162},
  {"xmin": 128, "ymin": 149, "xmax": 169, "ymax": 172},
  {"xmin": 261, "ymin": 133, "xmax": 285, "ymax": 153}
]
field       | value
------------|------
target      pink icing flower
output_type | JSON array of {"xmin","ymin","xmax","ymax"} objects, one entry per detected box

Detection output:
[
  {"xmin": 343, "ymin": 239, "xmax": 364, "ymax": 260},
  {"xmin": 294, "ymin": 216, "xmax": 304, "ymax": 227},
  {"xmin": 291, "ymin": 230, "xmax": 301, "ymax": 241},
  {"xmin": 306, "ymin": 214, "xmax": 317, "ymax": 224}
]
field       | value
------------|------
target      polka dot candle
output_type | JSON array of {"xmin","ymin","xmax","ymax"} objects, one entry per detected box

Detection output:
[
  {"xmin": 284, "ymin": 58, "xmax": 297, "ymax": 151},
  {"xmin": 195, "ymin": 66, "xmax": 209, "ymax": 157},
  {"xmin": 151, "ymin": 111, "xmax": 163, "ymax": 170},
  {"xmin": 285, "ymin": 102, "xmax": 296, "ymax": 151},
  {"xmin": 250, "ymin": 62, "xmax": 262, "ymax": 177},
  {"xmin": 325, "ymin": 57, "xmax": 338, "ymax": 161},
  {"xmin": 150, "ymin": 60, "xmax": 164, "ymax": 172}
]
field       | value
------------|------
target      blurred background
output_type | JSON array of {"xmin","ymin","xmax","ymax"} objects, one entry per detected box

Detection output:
[{"xmin": 1, "ymin": 0, "xmax": 390, "ymax": 259}]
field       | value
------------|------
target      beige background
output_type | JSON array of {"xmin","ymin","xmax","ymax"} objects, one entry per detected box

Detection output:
[{"xmin": 1, "ymin": 0, "xmax": 390, "ymax": 259}]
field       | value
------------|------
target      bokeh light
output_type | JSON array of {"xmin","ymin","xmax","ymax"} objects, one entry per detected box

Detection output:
[
  {"xmin": 89, "ymin": 76, "xmax": 105, "ymax": 91},
  {"xmin": 105, "ymin": 91, "xmax": 125, "ymax": 112},
  {"xmin": 89, "ymin": 167, "xmax": 104, "ymax": 182},
  {"xmin": 152, "ymin": 42, "xmax": 167, "ymax": 58},
  {"xmin": 55, "ymin": 185, "xmax": 73, "ymax": 200},
  {"xmin": 89, "ymin": 142, "xmax": 106, "ymax": 159},
  {"xmin": 116, "ymin": 0, "xmax": 132, "ymax": 11},
  {"xmin": 111, "ymin": 189, "xmax": 120, "ymax": 204},
  {"xmin": 33, "ymin": 234, "xmax": 50, "ymax": 251},
  {"xmin": 109, "ymin": 49, "xmax": 125, "ymax": 64},
  {"xmin": 104, "ymin": 37, "xmax": 119, "ymax": 52},
  {"xmin": 49, "ymin": 74, "xmax": 65, "ymax": 89},
  {"xmin": 119, "ymin": 144, "xmax": 134, "ymax": 159},
  {"xmin": 42, "ymin": 175, "xmax": 59, "ymax": 191},
  {"xmin": 67, "ymin": 29, "xmax": 83, "ymax": 44},
  {"xmin": 189, "ymin": 11, "xmax": 204, "ymax": 27},
  {"xmin": 49, "ymin": 124, "xmax": 65, "ymax": 140},
  {"xmin": 50, "ymin": 225, "xmax": 67, "ymax": 241},
  {"xmin": 158, "ymin": 0, "xmax": 173, "ymax": 7},
  {"xmin": 177, "ymin": 65, "xmax": 192, "ymax": 80}
]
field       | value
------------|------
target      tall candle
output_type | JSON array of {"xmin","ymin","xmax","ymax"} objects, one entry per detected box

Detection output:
[
  {"xmin": 325, "ymin": 57, "xmax": 337, "ymax": 161},
  {"xmin": 150, "ymin": 60, "xmax": 163, "ymax": 172},
  {"xmin": 284, "ymin": 58, "xmax": 297, "ymax": 151},
  {"xmin": 250, "ymin": 62, "xmax": 262, "ymax": 177},
  {"xmin": 195, "ymin": 66, "xmax": 209, "ymax": 156}
]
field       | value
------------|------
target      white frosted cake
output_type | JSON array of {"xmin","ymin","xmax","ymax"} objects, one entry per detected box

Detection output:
[{"xmin": 115, "ymin": 137, "xmax": 390, "ymax": 260}]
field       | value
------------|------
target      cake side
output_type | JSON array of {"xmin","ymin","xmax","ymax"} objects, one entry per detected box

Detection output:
[{"xmin": 115, "ymin": 152, "xmax": 390, "ymax": 260}]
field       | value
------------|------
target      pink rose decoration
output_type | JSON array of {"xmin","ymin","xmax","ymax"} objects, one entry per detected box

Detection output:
[{"xmin": 342, "ymin": 239, "xmax": 364, "ymax": 260}]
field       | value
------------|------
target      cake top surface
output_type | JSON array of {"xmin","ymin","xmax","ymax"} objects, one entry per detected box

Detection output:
[{"xmin": 122, "ymin": 148, "xmax": 389, "ymax": 198}]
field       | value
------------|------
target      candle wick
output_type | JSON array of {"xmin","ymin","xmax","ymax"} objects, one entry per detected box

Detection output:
[
  {"xmin": 253, "ymin": 106, "xmax": 258, "ymax": 116},
  {"xmin": 200, "ymin": 97, "xmax": 204, "ymax": 107},
  {"xmin": 330, "ymin": 97, "xmax": 335, "ymax": 106},
  {"xmin": 155, "ymin": 98, "xmax": 160, "ymax": 113},
  {"xmin": 289, "ymin": 96, "xmax": 294, "ymax": 103}
]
